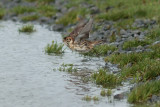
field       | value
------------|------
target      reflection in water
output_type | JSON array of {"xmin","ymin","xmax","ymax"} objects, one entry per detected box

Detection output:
[{"xmin": 0, "ymin": 21, "xmax": 131, "ymax": 107}]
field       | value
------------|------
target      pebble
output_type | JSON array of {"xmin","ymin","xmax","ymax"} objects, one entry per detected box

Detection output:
[{"xmin": 114, "ymin": 93, "xmax": 124, "ymax": 100}]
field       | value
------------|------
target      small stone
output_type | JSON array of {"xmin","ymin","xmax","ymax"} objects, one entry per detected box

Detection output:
[
  {"xmin": 152, "ymin": 41, "xmax": 160, "ymax": 45},
  {"xmin": 107, "ymin": 50, "xmax": 112, "ymax": 55},
  {"xmin": 150, "ymin": 95, "xmax": 159, "ymax": 103},
  {"xmin": 117, "ymin": 88, "xmax": 120, "ymax": 90},
  {"xmin": 127, "ymin": 51, "xmax": 132, "ymax": 54},
  {"xmin": 105, "ymin": 6, "xmax": 114, "ymax": 12},
  {"xmin": 38, "ymin": 17, "xmax": 50, "ymax": 23},
  {"xmin": 52, "ymin": 24, "xmax": 64, "ymax": 31},
  {"xmin": 109, "ymin": 42, "xmax": 119, "ymax": 47},
  {"xmin": 120, "ymin": 29, "xmax": 126, "ymax": 35},
  {"xmin": 90, "ymin": 6, "xmax": 100, "ymax": 14},
  {"xmin": 12, "ymin": 17, "xmax": 18, "ymax": 22},
  {"xmin": 114, "ymin": 93, "xmax": 124, "ymax": 100},
  {"xmin": 116, "ymin": 37, "xmax": 122, "ymax": 42},
  {"xmin": 156, "ymin": 75, "xmax": 160, "ymax": 80},
  {"xmin": 137, "ymin": 45, "xmax": 143, "ymax": 50},
  {"xmin": 121, "ymin": 35, "xmax": 128, "ymax": 38},
  {"xmin": 133, "ymin": 34, "xmax": 139, "ymax": 37},
  {"xmin": 135, "ymin": 49, "xmax": 143, "ymax": 53},
  {"xmin": 126, "ymin": 63, "xmax": 132, "ymax": 68},
  {"xmin": 145, "ymin": 49, "xmax": 152, "ymax": 52},
  {"xmin": 55, "ymin": 12, "xmax": 63, "ymax": 18}
]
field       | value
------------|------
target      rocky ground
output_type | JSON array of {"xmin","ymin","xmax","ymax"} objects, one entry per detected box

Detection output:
[{"xmin": 0, "ymin": 0, "xmax": 160, "ymax": 106}]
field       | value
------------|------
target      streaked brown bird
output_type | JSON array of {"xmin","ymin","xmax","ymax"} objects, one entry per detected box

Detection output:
[{"xmin": 63, "ymin": 16, "xmax": 102, "ymax": 52}]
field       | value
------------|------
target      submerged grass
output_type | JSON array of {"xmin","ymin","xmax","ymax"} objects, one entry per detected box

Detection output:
[
  {"xmin": 92, "ymin": 96, "xmax": 99, "ymax": 101},
  {"xmin": 82, "ymin": 95, "xmax": 99, "ymax": 101},
  {"xmin": 45, "ymin": 41, "xmax": 64, "ymax": 55},
  {"xmin": 91, "ymin": 68, "xmax": 122, "ymax": 88},
  {"xmin": 100, "ymin": 89, "xmax": 112, "ymax": 96},
  {"xmin": 106, "ymin": 89, "xmax": 112, "ymax": 96},
  {"xmin": 58, "ymin": 64, "xmax": 77, "ymax": 73},
  {"xmin": 19, "ymin": 24, "xmax": 35, "ymax": 33},
  {"xmin": 83, "ymin": 44, "xmax": 117, "ymax": 57},
  {"xmin": 128, "ymin": 80, "xmax": 160, "ymax": 103},
  {"xmin": 100, "ymin": 89, "xmax": 106, "ymax": 97},
  {"xmin": 82, "ymin": 95, "xmax": 92, "ymax": 101}
]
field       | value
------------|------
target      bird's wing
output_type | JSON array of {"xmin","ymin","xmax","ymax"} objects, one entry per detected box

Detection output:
[
  {"xmin": 78, "ymin": 18, "xmax": 93, "ymax": 35},
  {"xmin": 74, "ymin": 18, "xmax": 93, "ymax": 42},
  {"xmin": 69, "ymin": 19, "xmax": 88, "ymax": 37}
]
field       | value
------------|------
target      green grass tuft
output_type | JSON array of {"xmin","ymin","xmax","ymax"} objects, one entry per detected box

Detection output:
[
  {"xmin": 45, "ymin": 41, "xmax": 64, "ymax": 55},
  {"xmin": 92, "ymin": 68, "xmax": 122, "ymax": 88},
  {"xmin": 128, "ymin": 80, "xmax": 160, "ymax": 103},
  {"xmin": 37, "ymin": 5, "xmax": 57, "ymax": 17},
  {"xmin": 122, "ymin": 59, "xmax": 160, "ymax": 81},
  {"xmin": 82, "ymin": 95, "xmax": 92, "ymax": 101},
  {"xmin": 110, "ymin": 35, "xmax": 116, "ymax": 42},
  {"xmin": 106, "ymin": 89, "xmax": 112, "ymax": 96},
  {"xmin": 97, "ymin": 10, "xmax": 131, "ymax": 21},
  {"xmin": 12, "ymin": 6, "xmax": 35, "ymax": 15},
  {"xmin": 83, "ymin": 44, "xmax": 117, "ymax": 57},
  {"xmin": 19, "ymin": 24, "xmax": 35, "ymax": 33},
  {"xmin": 58, "ymin": 63, "xmax": 77, "ymax": 73},
  {"xmin": 100, "ymin": 89, "xmax": 106, "ymax": 97},
  {"xmin": 147, "ymin": 27, "xmax": 160, "ymax": 41},
  {"xmin": 21, "ymin": 14, "xmax": 39, "ymax": 22},
  {"xmin": 122, "ymin": 39, "xmax": 150, "ymax": 50},
  {"xmin": 92, "ymin": 96, "xmax": 99, "ymax": 101}
]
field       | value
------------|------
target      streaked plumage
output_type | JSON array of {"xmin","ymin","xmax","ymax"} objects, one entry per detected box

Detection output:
[
  {"xmin": 63, "ymin": 16, "xmax": 102, "ymax": 52},
  {"xmin": 74, "ymin": 18, "xmax": 93, "ymax": 42}
]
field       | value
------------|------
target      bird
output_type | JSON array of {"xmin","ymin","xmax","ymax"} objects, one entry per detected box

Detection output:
[
  {"xmin": 63, "ymin": 16, "xmax": 103, "ymax": 52},
  {"xmin": 63, "ymin": 18, "xmax": 89, "ymax": 44}
]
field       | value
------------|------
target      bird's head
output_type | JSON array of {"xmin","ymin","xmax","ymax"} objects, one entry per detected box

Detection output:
[{"xmin": 63, "ymin": 36, "xmax": 74, "ymax": 45}]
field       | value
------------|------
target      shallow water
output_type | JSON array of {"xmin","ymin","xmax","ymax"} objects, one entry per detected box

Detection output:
[{"xmin": 0, "ymin": 21, "xmax": 131, "ymax": 107}]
